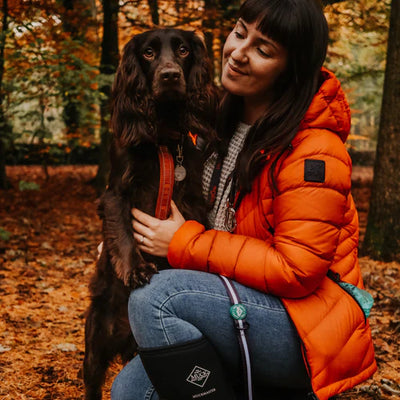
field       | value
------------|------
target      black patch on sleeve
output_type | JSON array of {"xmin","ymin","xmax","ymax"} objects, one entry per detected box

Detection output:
[{"xmin": 304, "ymin": 159, "xmax": 325, "ymax": 183}]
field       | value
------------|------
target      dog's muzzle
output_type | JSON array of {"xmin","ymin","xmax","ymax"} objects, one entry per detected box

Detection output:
[{"xmin": 153, "ymin": 66, "xmax": 186, "ymax": 99}]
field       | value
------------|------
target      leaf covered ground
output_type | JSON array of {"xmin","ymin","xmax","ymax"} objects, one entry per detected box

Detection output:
[{"xmin": 0, "ymin": 165, "xmax": 399, "ymax": 400}]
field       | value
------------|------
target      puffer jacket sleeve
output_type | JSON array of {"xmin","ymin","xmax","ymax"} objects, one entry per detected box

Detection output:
[{"xmin": 167, "ymin": 129, "xmax": 353, "ymax": 299}]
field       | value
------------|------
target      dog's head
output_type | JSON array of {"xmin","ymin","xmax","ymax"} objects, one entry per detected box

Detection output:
[
  {"xmin": 111, "ymin": 28, "xmax": 217, "ymax": 147},
  {"xmin": 136, "ymin": 29, "xmax": 194, "ymax": 102}
]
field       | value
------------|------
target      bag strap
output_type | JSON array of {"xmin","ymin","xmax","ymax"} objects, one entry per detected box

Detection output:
[{"xmin": 219, "ymin": 275, "xmax": 253, "ymax": 400}]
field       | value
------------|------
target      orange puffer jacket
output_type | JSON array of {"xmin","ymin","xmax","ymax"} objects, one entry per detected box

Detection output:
[{"xmin": 167, "ymin": 68, "xmax": 376, "ymax": 400}]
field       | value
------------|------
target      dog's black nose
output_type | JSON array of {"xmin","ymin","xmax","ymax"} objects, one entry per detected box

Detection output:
[{"xmin": 160, "ymin": 68, "xmax": 181, "ymax": 82}]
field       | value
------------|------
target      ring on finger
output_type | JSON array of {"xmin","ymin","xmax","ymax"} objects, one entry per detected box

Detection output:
[{"xmin": 140, "ymin": 235, "xmax": 144, "ymax": 244}]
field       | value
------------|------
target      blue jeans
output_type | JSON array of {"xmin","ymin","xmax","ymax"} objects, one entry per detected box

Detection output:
[{"xmin": 111, "ymin": 270, "xmax": 309, "ymax": 399}]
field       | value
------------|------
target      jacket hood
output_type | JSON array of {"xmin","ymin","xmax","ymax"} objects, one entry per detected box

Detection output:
[{"xmin": 299, "ymin": 68, "xmax": 351, "ymax": 143}]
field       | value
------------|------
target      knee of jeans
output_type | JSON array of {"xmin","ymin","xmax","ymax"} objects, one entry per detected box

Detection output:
[
  {"xmin": 129, "ymin": 283, "xmax": 154, "ymax": 314},
  {"xmin": 128, "ymin": 272, "xmax": 173, "ymax": 333},
  {"xmin": 110, "ymin": 371, "xmax": 131, "ymax": 400}
]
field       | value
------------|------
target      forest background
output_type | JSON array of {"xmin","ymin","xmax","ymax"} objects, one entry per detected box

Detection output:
[
  {"xmin": 0, "ymin": 0, "xmax": 399, "ymax": 399},
  {"xmin": 0, "ymin": 0, "xmax": 392, "ymax": 169}
]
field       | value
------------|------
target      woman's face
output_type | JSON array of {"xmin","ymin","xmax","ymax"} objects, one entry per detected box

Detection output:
[{"xmin": 221, "ymin": 18, "xmax": 288, "ymax": 106}]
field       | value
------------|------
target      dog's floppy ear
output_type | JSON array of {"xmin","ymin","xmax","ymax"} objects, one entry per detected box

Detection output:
[
  {"xmin": 110, "ymin": 35, "xmax": 156, "ymax": 147},
  {"xmin": 186, "ymin": 32, "xmax": 218, "ymax": 142}
]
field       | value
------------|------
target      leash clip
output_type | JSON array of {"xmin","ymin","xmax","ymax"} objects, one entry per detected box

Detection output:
[{"xmin": 233, "ymin": 319, "xmax": 249, "ymax": 331}]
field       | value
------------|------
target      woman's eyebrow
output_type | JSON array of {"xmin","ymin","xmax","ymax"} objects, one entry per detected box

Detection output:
[
  {"xmin": 238, "ymin": 18, "xmax": 278, "ymax": 51},
  {"xmin": 238, "ymin": 19, "xmax": 248, "ymax": 31},
  {"xmin": 257, "ymin": 37, "xmax": 278, "ymax": 51}
]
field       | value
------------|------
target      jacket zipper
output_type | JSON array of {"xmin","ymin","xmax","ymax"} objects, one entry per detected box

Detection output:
[{"xmin": 300, "ymin": 341, "xmax": 320, "ymax": 399}]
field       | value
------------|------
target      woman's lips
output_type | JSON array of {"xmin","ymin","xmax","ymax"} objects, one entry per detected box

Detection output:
[{"xmin": 227, "ymin": 63, "xmax": 247, "ymax": 76}]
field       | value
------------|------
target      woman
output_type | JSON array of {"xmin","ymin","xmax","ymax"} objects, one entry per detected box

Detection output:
[{"xmin": 111, "ymin": 0, "xmax": 376, "ymax": 399}]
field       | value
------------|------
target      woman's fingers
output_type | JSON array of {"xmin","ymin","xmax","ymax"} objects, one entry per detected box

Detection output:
[
  {"xmin": 133, "ymin": 232, "xmax": 152, "ymax": 250},
  {"xmin": 131, "ymin": 209, "xmax": 153, "ymax": 250},
  {"xmin": 131, "ymin": 208, "xmax": 160, "ymax": 244},
  {"xmin": 131, "ymin": 208, "xmax": 159, "ymax": 228},
  {"xmin": 169, "ymin": 201, "xmax": 185, "ymax": 224},
  {"xmin": 132, "ymin": 217, "xmax": 153, "ymax": 238},
  {"xmin": 131, "ymin": 203, "xmax": 185, "ymax": 257}
]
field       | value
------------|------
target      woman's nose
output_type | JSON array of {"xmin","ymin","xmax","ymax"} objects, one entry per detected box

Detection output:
[{"xmin": 231, "ymin": 43, "xmax": 249, "ymax": 63}]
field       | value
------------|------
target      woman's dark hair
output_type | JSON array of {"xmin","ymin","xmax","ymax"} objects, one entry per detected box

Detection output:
[{"xmin": 218, "ymin": 0, "xmax": 329, "ymax": 194}]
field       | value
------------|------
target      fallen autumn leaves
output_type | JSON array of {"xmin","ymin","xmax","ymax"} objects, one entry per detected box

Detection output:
[{"xmin": 0, "ymin": 165, "xmax": 399, "ymax": 399}]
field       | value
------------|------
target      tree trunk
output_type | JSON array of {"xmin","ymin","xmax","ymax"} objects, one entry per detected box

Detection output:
[
  {"xmin": 0, "ymin": 135, "xmax": 7, "ymax": 189},
  {"xmin": 93, "ymin": 0, "xmax": 119, "ymax": 193},
  {"xmin": 147, "ymin": 0, "xmax": 159, "ymax": 25},
  {"xmin": 362, "ymin": 0, "xmax": 400, "ymax": 262},
  {"xmin": 61, "ymin": 0, "xmax": 80, "ymax": 143},
  {"xmin": 322, "ymin": 0, "xmax": 347, "ymax": 6},
  {"xmin": 202, "ymin": 0, "xmax": 219, "ymax": 82},
  {"xmin": 0, "ymin": 0, "xmax": 10, "ymax": 189},
  {"xmin": 60, "ymin": 0, "xmax": 93, "ymax": 148}
]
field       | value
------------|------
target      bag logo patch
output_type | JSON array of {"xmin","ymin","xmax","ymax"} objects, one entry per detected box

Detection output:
[
  {"xmin": 230, "ymin": 304, "xmax": 247, "ymax": 320},
  {"xmin": 186, "ymin": 366, "xmax": 211, "ymax": 388}
]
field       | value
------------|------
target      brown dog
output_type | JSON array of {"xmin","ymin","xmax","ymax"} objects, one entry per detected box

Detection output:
[{"xmin": 83, "ymin": 29, "xmax": 217, "ymax": 400}]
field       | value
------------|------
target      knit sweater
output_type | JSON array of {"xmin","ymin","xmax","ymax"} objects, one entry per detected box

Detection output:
[{"xmin": 202, "ymin": 122, "xmax": 251, "ymax": 230}]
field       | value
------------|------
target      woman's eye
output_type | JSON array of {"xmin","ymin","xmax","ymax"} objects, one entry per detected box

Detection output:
[
  {"xmin": 143, "ymin": 48, "xmax": 154, "ymax": 59},
  {"xmin": 234, "ymin": 31, "xmax": 244, "ymax": 39},
  {"xmin": 257, "ymin": 48, "xmax": 270, "ymax": 57},
  {"xmin": 178, "ymin": 45, "xmax": 189, "ymax": 57}
]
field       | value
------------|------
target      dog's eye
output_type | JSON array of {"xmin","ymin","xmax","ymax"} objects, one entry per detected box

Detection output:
[
  {"xmin": 143, "ymin": 48, "xmax": 154, "ymax": 60},
  {"xmin": 178, "ymin": 45, "xmax": 189, "ymax": 57}
]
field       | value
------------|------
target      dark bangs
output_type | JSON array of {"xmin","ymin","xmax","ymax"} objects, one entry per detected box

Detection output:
[
  {"xmin": 239, "ymin": 0, "xmax": 328, "ymax": 83},
  {"xmin": 239, "ymin": 0, "xmax": 294, "ymax": 50}
]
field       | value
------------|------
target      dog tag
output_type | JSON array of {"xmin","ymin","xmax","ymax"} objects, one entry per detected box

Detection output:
[{"xmin": 175, "ymin": 165, "xmax": 187, "ymax": 182}]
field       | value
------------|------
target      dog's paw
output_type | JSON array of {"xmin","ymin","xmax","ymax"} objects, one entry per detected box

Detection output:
[{"xmin": 127, "ymin": 262, "xmax": 158, "ymax": 289}]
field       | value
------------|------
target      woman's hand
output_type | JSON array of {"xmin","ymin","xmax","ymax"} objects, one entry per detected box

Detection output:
[{"xmin": 131, "ymin": 201, "xmax": 185, "ymax": 257}]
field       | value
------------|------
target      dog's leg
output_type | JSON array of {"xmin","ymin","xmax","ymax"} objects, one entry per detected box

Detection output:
[
  {"xmin": 83, "ymin": 302, "xmax": 115, "ymax": 400},
  {"xmin": 84, "ymin": 252, "xmax": 139, "ymax": 400},
  {"xmin": 100, "ymin": 190, "xmax": 157, "ymax": 288},
  {"xmin": 84, "ymin": 302, "xmax": 138, "ymax": 400}
]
